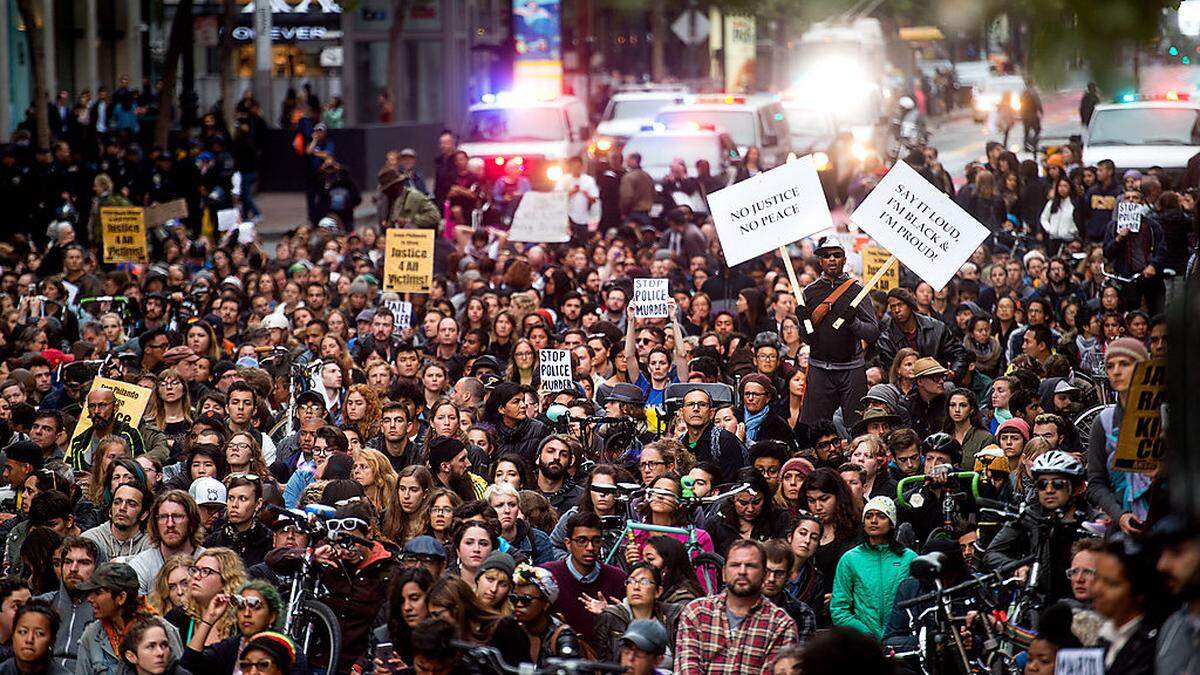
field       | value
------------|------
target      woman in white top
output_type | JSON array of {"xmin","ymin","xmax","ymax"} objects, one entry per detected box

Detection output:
[{"xmin": 1039, "ymin": 176, "xmax": 1081, "ymax": 254}]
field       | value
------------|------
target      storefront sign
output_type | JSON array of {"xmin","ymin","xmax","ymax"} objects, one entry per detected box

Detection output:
[
  {"xmin": 851, "ymin": 160, "xmax": 990, "ymax": 291},
  {"xmin": 513, "ymin": 0, "xmax": 562, "ymax": 98},
  {"xmin": 230, "ymin": 25, "xmax": 341, "ymax": 41}
]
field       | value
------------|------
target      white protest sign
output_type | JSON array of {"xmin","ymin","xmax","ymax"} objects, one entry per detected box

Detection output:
[
  {"xmin": 1054, "ymin": 649, "xmax": 1104, "ymax": 675},
  {"xmin": 509, "ymin": 191, "xmax": 570, "ymax": 243},
  {"xmin": 384, "ymin": 299, "xmax": 413, "ymax": 334},
  {"xmin": 851, "ymin": 160, "xmax": 990, "ymax": 291},
  {"xmin": 633, "ymin": 278, "xmax": 671, "ymax": 319},
  {"xmin": 706, "ymin": 155, "xmax": 834, "ymax": 267},
  {"xmin": 216, "ymin": 208, "xmax": 240, "ymax": 232},
  {"xmin": 539, "ymin": 349, "xmax": 575, "ymax": 392},
  {"xmin": 1116, "ymin": 201, "xmax": 1146, "ymax": 233}
]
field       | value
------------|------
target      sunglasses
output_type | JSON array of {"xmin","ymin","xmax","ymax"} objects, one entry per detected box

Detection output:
[
  {"xmin": 509, "ymin": 593, "xmax": 541, "ymax": 606},
  {"xmin": 1035, "ymin": 478, "xmax": 1070, "ymax": 491},
  {"xmin": 326, "ymin": 517, "xmax": 368, "ymax": 533},
  {"xmin": 230, "ymin": 594, "xmax": 266, "ymax": 610},
  {"xmin": 238, "ymin": 659, "xmax": 276, "ymax": 673}
]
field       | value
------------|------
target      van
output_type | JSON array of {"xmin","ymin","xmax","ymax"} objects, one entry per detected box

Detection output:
[{"xmin": 459, "ymin": 94, "xmax": 590, "ymax": 189}]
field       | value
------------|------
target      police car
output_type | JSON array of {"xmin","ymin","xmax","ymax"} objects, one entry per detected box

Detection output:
[
  {"xmin": 1082, "ymin": 92, "xmax": 1200, "ymax": 184},
  {"xmin": 590, "ymin": 87, "xmax": 688, "ymax": 160},
  {"xmin": 459, "ymin": 93, "xmax": 591, "ymax": 189},
  {"xmin": 654, "ymin": 95, "xmax": 793, "ymax": 168},
  {"xmin": 621, "ymin": 123, "xmax": 741, "ymax": 182}
]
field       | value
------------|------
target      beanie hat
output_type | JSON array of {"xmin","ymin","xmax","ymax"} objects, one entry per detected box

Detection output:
[
  {"xmin": 1105, "ymin": 337, "xmax": 1149, "ymax": 364},
  {"xmin": 781, "ymin": 456, "xmax": 815, "ymax": 479},
  {"xmin": 476, "ymin": 551, "xmax": 516, "ymax": 581},
  {"xmin": 240, "ymin": 632, "xmax": 297, "ymax": 672},
  {"xmin": 863, "ymin": 495, "xmax": 898, "ymax": 527},
  {"xmin": 995, "ymin": 418, "xmax": 1030, "ymax": 442},
  {"xmin": 427, "ymin": 436, "xmax": 467, "ymax": 469}
]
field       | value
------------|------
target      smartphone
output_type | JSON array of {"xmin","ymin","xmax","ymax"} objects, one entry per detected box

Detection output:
[{"xmin": 376, "ymin": 642, "xmax": 394, "ymax": 664}]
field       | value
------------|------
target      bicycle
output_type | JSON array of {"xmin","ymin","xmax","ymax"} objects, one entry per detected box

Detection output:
[
  {"xmin": 452, "ymin": 641, "xmax": 625, "ymax": 674},
  {"xmin": 601, "ymin": 479, "xmax": 752, "ymax": 594},
  {"xmin": 262, "ymin": 503, "xmax": 346, "ymax": 671}
]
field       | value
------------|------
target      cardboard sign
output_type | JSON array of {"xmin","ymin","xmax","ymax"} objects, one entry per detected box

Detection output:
[
  {"xmin": 633, "ymin": 278, "xmax": 671, "ymax": 319},
  {"xmin": 509, "ymin": 191, "xmax": 570, "ymax": 243},
  {"xmin": 1116, "ymin": 201, "xmax": 1146, "ymax": 233},
  {"xmin": 851, "ymin": 160, "xmax": 990, "ymax": 291},
  {"xmin": 539, "ymin": 349, "xmax": 575, "ymax": 392},
  {"xmin": 384, "ymin": 299, "xmax": 413, "ymax": 334},
  {"xmin": 1054, "ymin": 649, "xmax": 1105, "ymax": 675},
  {"xmin": 383, "ymin": 229, "xmax": 435, "ymax": 294},
  {"xmin": 1114, "ymin": 358, "xmax": 1166, "ymax": 474},
  {"xmin": 861, "ymin": 246, "xmax": 900, "ymax": 292},
  {"xmin": 707, "ymin": 155, "xmax": 834, "ymax": 267},
  {"xmin": 145, "ymin": 199, "xmax": 189, "ymax": 226},
  {"xmin": 216, "ymin": 208, "xmax": 240, "ymax": 232},
  {"xmin": 100, "ymin": 207, "xmax": 149, "ymax": 263},
  {"xmin": 70, "ymin": 377, "xmax": 153, "ymax": 443}
]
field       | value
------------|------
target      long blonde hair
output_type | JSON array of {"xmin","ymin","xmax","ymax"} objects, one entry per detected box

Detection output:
[
  {"xmin": 182, "ymin": 548, "xmax": 248, "ymax": 640},
  {"xmin": 150, "ymin": 368, "xmax": 194, "ymax": 431},
  {"xmin": 353, "ymin": 448, "xmax": 398, "ymax": 516},
  {"xmin": 148, "ymin": 553, "xmax": 193, "ymax": 615}
]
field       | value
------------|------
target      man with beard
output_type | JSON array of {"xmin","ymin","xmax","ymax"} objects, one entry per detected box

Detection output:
[
  {"xmin": 1155, "ymin": 515, "xmax": 1200, "ymax": 674},
  {"xmin": 427, "ymin": 436, "xmax": 486, "ymax": 502},
  {"xmin": 352, "ymin": 307, "xmax": 402, "ymax": 365},
  {"xmin": 140, "ymin": 294, "xmax": 169, "ymax": 332},
  {"xmin": 34, "ymin": 536, "xmax": 99, "ymax": 672},
  {"xmin": 799, "ymin": 237, "xmax": 879, "ymax": 430},
  {"xmin": 535, "ymin": 435, "xmax": 584, "ymax": 515},
  {"xmin": 81, "ymin": 482, "xmax": 150, "ymax": 560},
  {"xmin": 125, "ymin": 490, "xmax": 204, "ymax": 594},
  {"xmin": 676, "ymin": 540, "xmax": 799, "ymax": 673},
  {"xmin": 66, "ymin": 388, "xmax": 146, "ymax": 471}
]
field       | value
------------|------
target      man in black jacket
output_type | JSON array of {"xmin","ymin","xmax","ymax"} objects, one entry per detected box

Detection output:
[
  {"xmin": 799, "ymin": 237, "xmax": 880, "ymax": 429},
  {"xmin": 678, "ymin": 389, "xmax": 747, "ymax": 479},
  {"xmin": 876, "ymin": 287, "xmax": 968, "ymax": 382}
]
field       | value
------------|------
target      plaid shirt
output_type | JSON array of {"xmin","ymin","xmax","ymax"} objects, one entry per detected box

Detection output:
[{"xmin": 675, "ymin": 592, "xmax": 799, "ymax": 674}]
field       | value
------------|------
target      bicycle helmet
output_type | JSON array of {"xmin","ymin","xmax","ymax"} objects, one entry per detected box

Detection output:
[
  {"xmin": 1030, "ymin": 450, "xmax": 1084, "ymax": 480},
  {"xmin": 921, "ymin": 432, "xmax": 963, "ymax": 466},
  {"xmin": 898, "ymin": 96, "xmax": 915, "ymax": 110}
]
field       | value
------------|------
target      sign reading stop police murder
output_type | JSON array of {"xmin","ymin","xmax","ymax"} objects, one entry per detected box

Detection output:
[
  {"xmin": 509, "ymin": 191, "xmax": 570, "ymax": 243},
  {"xmin": 862, "ymin": 246, "xmax": 900, "ymax": 292},
  {"xmin": 70, "ymin": 377, "xmax": 152, "ymax": 443},
  {"xmin": 707, "ymin": 155, "xmax": 834, "ymax": 267},
  {"xmin": 384, "ymin": 229, "xmax": 435, "ymax": 293},
  {"xmin": 1054, "ymin": 649, "xmax": 1105, "ymax": 675},
  {"xmin": 633, "ymin": 278, "xmax": 671, "ymax": 318},
  {"xmin": 539, "ymin": 349, "xmax": 575, "ymax": 392},
  {"xmin": 852, "ymin": 160, "xmax": 990, "ymax": 291},
  {"xmin": 1114, "ymin": 358, "xmax": 1166, "ymax": 474},
  {"xmin": 100, "ymin": 207, "xmax": 149, "ymax": 263},
  {"xmin": 1116, "ymin": 201, "xmax": 1146, "ymax": 233}
]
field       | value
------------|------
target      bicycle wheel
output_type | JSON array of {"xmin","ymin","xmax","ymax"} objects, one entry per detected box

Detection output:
[
  {"xmin": 1074, "ymin": 405, "xmax": 1106, "ymax": 443},
  {"xmin": 691, "ymin": 552, "xmax": 725, "ymax": 595},
  {"xmin": 290, "ymin": 598, "xmax": 342, "ymax": 672}
]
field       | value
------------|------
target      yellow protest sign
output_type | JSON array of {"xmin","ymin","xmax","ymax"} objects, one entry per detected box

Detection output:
[
  {"xmin": 101, "ymin": 207, "xmax": 149, "ymax": 263},
  {"xmin": 862, "ymin": 246, "xmax": 900, "ymax": 292},
  {"xmin": 1113, "ymin": 359, "xmax": 1166, "ymax": 474},
  {"xmin": 384, "ymin": 228, "xmax": 435, "ymax": 293},
  {"xmin": 69, "ymin": 377, "xmax": 153, "ymax": 443}
]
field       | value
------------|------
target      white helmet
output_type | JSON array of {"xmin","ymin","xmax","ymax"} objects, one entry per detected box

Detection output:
[
  {"xmin": 1030, "ymin": 450, "xmax": 1084, "ymax": 480},
  {"xmin": 898, "ymin": 96, "xmax": 915, "ymax": 110}
]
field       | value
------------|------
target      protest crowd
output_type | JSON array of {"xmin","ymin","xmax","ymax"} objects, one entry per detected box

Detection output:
[{"xmin": 0, "ymin": 81, "xmax": 1193, "ymax": 675}]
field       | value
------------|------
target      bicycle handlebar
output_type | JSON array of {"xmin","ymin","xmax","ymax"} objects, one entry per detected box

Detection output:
[
  {"xmin": 895, "ymin": 472, "xmax": 981, "ymax": 509},
  {"xmin": 452, "ymin": 641, "xmax": 625, "ymax": 674},
  {"xmin": 895, "ymin": 554, "xmax": 1036, "ymax": 610}
]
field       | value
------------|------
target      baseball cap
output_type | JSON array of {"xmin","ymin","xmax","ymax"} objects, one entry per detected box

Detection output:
[
  {"xmin": 620, "ymin": 619, "xmax": 669, "ymax": 654},
  {"xmin": 399, "ymin": 148, "xmax": 417, "ymax": 157},
  {"xmin": 75, "ymin": 562, "xmax": 140, "ymax": 595},
  {"xmin": 403, "ymin": 535, "xmax": 448, "ymax": 561},
  {"xmin": 190, "ymin": 477, "xmax": 227, "ymax": 506}
]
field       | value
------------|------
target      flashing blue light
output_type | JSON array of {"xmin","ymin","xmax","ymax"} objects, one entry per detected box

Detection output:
[
  {"xmin": 1170, "ymin": 46, "xmax": 1179, "ymax": 56},
  {"xmin": 1185, "ymin": 56, "xmax": 1192, "ymax": 65},
  {"xmin": 774, "ymin": 112, "xmax": 784, "ymax": 121},
  {"xmin": 1121, "ymin": 93, "xmax": 1137, "ymax": 103}
]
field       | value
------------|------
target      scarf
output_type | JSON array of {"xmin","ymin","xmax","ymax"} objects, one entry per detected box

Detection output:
[{"xmin": 744, "ymin": 406, "xmax": 770, "ymax": 444}]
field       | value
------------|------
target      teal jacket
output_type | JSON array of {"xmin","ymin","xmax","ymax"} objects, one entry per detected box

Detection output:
[{"xmin": 830, "ymin": 541, "xmax": 917, "ymax": 639}]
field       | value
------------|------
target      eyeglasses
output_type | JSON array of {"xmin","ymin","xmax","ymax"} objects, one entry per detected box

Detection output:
[
  {"xmin": 639, "ymin": 460, "xmax": 665, "ymax": 471},
  {"xmin": 238, "ymin": 659, "xmax": 277, "ymax": 673},
  {"xmin": 509, "ymin": 593, "xmax": 541, "ymax": 606},
  {"xmin": 572, "ymin": 536, "xmax": 604, "ymax": 548},
  {"xmin": 682, "ymin": 401, "xmax": 710, "ymax": 409},
  {"xmin": 742, "ymin": 390, "xmax": 768, "ymax": 398},
  {"xmin": 758, "ymin": 466, "xmax": 781, "ymax": 477},
  {"xmin": 1066, "ymin": 567, "xmax": 1096, "ymax": 580},
  {"xmin": 312, "ymin": 447, "xmax": 332, "ymax": 458},
  {"xmin": 156, "ymin": 513, "xmax": 187, "ymax": 523},
  {"xmin": 188, "ymin": 565, "xmax": 220, "ymax": 579},
  {"xmin": 430, "ymin": 506, "xmax": 454, "ymax": 516},
  {"xmin": 230, "ymin": 594, "xmax": 266, "ymax": 610},
  {"xmin": 228, "ymin": 472, "xmax": 260, "ymax": 482},
  {"xmin": 228, "ymin": 443, "xmax": 253, "ymax": 452},
  {"xmin": 1035, "ymin": 478, "xmax": 1070, "ymax": 492},
  {"xmin": 815, "ymin": 439, "xmax": 837, "ymax": 449},
  {"xmin": 626, "ymin": 577, "xmax": 657, "ymax": 588},
  {"xmin": 636, "ymin": 337, "xmax": 657, "ymax": 345}
]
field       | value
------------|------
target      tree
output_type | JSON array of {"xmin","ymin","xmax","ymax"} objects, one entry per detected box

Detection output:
[
  {"xmin": 156, "ymin": 0, "xmax": 195, "ymax": 149},
  {"xmin": 14, "ymin": 0, "xmax": 49, "ymax": 149}
]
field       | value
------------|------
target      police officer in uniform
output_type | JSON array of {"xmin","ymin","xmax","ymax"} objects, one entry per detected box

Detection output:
[{"xmin": 799, "ymin": 236, "xmax": 879, "ymax": 430}]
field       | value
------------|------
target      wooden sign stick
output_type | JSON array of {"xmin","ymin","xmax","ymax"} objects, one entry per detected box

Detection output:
[
  {"xmin": 779, "ymin": 246, "xmax": 814, "ymax": 334},
  {"xmin": 832, "ymin": 254, "xmax": 897, "ymax": 330}
]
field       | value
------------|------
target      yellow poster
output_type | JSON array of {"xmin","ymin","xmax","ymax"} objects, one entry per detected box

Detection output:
[
  {"xmin": 1113, "ymin": 359, "xmax": 1166, "ymax": 474},
  {"xmin": 862, "ymin": 246, "xmax": 900, "ymax": 292},
  {"xmin": 384, "ymin": 229, "xmax": 435, "ymax": 293},
  {"xmin": 69, "ymin": 377, "xmax": 153, "ymax": 443},
  {"xmin": 101, "ymin": 207, "xmax": 149, "ymax": 263}
]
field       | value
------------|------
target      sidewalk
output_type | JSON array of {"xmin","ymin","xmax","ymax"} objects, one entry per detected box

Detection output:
[{"xmin": 254, "ymin": 192, "xmax": 378, "ymax": 250}]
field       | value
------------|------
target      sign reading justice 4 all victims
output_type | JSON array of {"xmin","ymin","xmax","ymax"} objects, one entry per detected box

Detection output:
[
  {"xmin": 539, "ymin": 349, "xmax": 575, "ymax": 393},
  {"xmin": 706, "ymin": 155, "xmax": 834, "ymax": 267},
  {"xmin": 383, "ymin": 229, "xmax": 435, "ymax": 293},
  {"xmin": 852, "ymin": 160, "xmax": 990, "ymax": 291}
]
